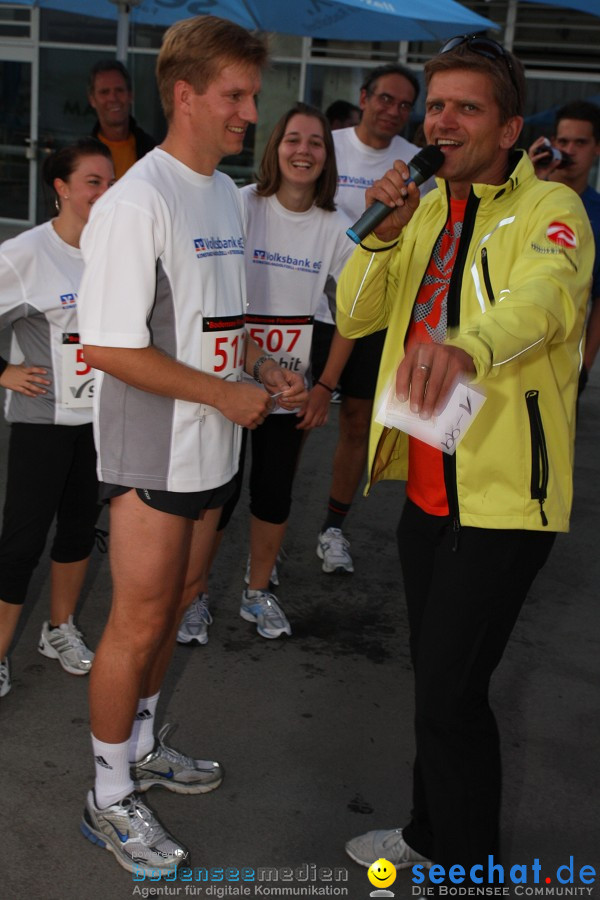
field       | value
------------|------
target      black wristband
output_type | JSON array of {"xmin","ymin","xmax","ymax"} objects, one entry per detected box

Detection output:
[
  {"xmin": 0, "ymin": 356, "xmax": 8, "ymax": 378},
  {"xmin": 315, "ymin": 380, "xmax": 334, "ymax": 393},
  {"xmin": 359, "ymin": 240, "xmax": 398, "ymax": 253}
]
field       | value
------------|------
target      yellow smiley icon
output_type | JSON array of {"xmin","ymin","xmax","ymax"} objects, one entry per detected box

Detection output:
[{"xmin": 367, "ymin": 857, "xmax": 397, "ymax": 889}]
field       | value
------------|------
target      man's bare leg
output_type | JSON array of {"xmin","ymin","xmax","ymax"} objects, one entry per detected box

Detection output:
[
  {"xmin": 175, "ymin": 508, "xmax": 223, "ymax": 647},
  {"xmin": 178, "ymin": 508, "xmax": 223, "ymax": 613},
  {"xmin": 89, "ymin": 490, "xmax": 193, "ymax": 743}
]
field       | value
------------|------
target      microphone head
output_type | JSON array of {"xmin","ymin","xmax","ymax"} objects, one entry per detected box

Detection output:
[{"xmin": 411, "ymin": 144, "xmax": 445, "ymax": 181}]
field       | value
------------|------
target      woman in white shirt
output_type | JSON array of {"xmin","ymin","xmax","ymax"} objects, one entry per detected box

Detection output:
[
  {"xmin": 178, "ymin": 103, "xmax": 354, "ymax": 645},
  {"xmin": 0, "ymin": 139, "xmax": 114, "ymax": 698}
]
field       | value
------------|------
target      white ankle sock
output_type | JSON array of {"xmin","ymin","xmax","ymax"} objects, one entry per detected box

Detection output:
[
  {"xmin": 128, "ymin": 691, "xmax": 160, "ymax": 763},
  {"xmin": 91, "ymin": 734, "xmax": 134, "ymax": 808}
]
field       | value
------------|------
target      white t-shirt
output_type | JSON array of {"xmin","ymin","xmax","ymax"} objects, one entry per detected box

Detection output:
[
  {"xmin": 241, "ymin": 185, "xmax": 354, "ymax": 346},
  {"xmin": 0, "ymin": 221, "xmax": 92, "ymax": 426},
  {"xmin": 333, "ymin": 127, "xmax": 435, "ymax": 223},
  {"xmin": 78, "ymin": 147, "xmax": 246, "ymax": 492}
]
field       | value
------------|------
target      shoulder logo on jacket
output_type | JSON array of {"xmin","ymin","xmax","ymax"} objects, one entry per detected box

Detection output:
[{"xmin": 546, "ymin": 222, "xmax": 577, "ymax": 249}]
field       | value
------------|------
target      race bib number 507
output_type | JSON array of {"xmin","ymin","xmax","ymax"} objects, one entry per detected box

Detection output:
[{"xmin": 247, "ymin": 313, "xmax": 313, "ymax": 376}]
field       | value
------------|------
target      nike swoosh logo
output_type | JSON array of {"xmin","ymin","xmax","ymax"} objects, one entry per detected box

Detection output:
[
  {"xmin": 112, "ymin": 825, "xmax": 129, "ymax": 843},
  {"xmin": 146, "ymin": 767, "xmax": 174, "ymax": 779}
]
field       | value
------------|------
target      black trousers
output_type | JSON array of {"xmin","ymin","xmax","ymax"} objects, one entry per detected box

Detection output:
[
  {"xmin": 397, "ymin": 499, "xmax": 555, "ymax": 881},
  {"xmin": 0, "ymin": 423, "xmax": 99, "ymax": 605}
]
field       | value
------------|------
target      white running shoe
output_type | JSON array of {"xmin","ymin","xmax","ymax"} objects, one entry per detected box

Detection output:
[
  {"xmin": 244, "ymin": 553, "xmax": 280, "ymax": 587},
  {"xmin": 0, "ymin": 656, "xmax": 11, "ymax": 697},
  {"xmin": 80, "ymin": 789, "xmax": 188, "ymax": 875},
  {"xmin": 316, "ymin": 527, "xmax": 354, "ymax": 574},
  {"xmin": 345, "ymin": 828, "xmax": 432, "ymax": 870},
  {"xmin": 177, "ymin": 593, "xmax": 212, "ymax": 645},
  {"xmin": 132, "ymin": 723, "xmax": 222, "ymax": 794},
  {"xmin": 38, "ymin": 616, "xmax": 94, "ymax": 675},
  {"xmin": 240, "ymin": 589, "xmax": 291, "ymax": 639}
]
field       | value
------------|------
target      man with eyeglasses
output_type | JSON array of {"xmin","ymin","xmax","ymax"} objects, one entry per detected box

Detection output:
[
  {"xmin": 313, "ymin": 64, "xmax": 433, "ymax": 577},
  {"xmin": 337, "ymin": 36, "xmax": 593, "ymax": 884}
]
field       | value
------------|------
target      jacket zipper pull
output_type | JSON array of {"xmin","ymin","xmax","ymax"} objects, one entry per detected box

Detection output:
[
  {"xmin": 452, "ymin": 517, "xmax": 461, "ymax": 552},
  {"xmin": 539, "ymin": 499, "xmax": 548, "ymax": 527}
]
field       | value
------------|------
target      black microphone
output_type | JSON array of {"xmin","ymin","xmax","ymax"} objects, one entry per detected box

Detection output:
[{"xmin": 346, "ymin": 144, "xmax": 445, "ymax": 245}]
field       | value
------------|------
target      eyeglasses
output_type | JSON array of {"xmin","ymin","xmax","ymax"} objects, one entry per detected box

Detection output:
[
  {"xmin": 368, "ymin": 92, "xmax": 414, "ymax": 113},
  {"xmin": 439, "ymin": 33, "xmax": 521, "ymax": 106}
]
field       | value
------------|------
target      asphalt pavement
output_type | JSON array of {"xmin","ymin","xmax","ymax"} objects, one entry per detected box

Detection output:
[{"xmin": 0, "ymin": 366, "xmax": 598, "ymax": 900}]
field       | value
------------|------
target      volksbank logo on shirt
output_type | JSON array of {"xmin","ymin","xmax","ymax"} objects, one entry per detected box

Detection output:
[
  {"xmin": 194, "ymin": 236, "xmax": 244, "ymax": 258},
  {"xmin": 338, "ymin": 174, "xmax": 374, "ymax": 190},
  {"xmin": 60, "ymin": 292, "xmax": 77, "ymax": 309},
  {"xmin": 253, "ymin": 248, "xmax": 322, "ymax": 274}
]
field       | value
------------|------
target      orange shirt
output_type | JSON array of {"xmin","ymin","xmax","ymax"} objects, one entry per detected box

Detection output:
[
  {"xmin": 405, "ymin": 196, "xmax": 467, "ymax": 515},
  {"xmin": 98, "ymin": 132, "xmax": 137, "ymax": 180}
]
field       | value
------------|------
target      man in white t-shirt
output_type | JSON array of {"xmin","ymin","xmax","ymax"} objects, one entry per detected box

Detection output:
[
  {"xmin": 314, "ymin": 64, "xmax": 429, "ymax": 576},
  {"xmin": 77, "ymin": 16, "xmax": 305, "ymax": 876}
]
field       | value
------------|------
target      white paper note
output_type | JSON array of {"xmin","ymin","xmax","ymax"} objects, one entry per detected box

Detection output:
[{"xmin": 375, "ymin": 377, "xmax": 485, "ymax": 455}]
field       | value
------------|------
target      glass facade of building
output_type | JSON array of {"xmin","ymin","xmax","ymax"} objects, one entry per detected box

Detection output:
[{"xmin": 1, "ymin": 1, "xmax": 599, "ymax": 226}]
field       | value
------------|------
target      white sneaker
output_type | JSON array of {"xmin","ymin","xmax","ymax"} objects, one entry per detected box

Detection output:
[
  {"xmin": 38, "ymin": 616, "xmax": 94, "ymax": 675},
  {"xmin": 345, "ymin": 828, "xmax": 432, "ymax": 870},
  {"xmin": 80, "ymin": 789, "xmax": 188, "ymax": 875},
  {"xmin": 244, "ymin": 553, "xmax": 281, "ymax": 587},
  {"xmin": 316, "ymin": 527, "xmax": 354, "ymax": 574},
  {"xmin": 240, "ymin": 589, "xmax": 291, "ymax": 639},
  {"xmin": 132, "ymin": 723, "xmax": 222, "ymax": 794},
  {"xmin": 177, "ymin": 593, "xmax": 212, "ymax": 645},
  {"xmin": 0, "ymin": 656, "xmax": 11, "ymax": 697}
]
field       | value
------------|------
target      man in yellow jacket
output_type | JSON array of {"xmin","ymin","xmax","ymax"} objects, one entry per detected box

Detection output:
[{"xmin": 340, "ymin": 36, "xmax": 593, "ymax": 886}]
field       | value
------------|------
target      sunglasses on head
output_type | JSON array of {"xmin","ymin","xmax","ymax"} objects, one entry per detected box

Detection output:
[{"xmin": 439, "ymin": 33, "xmax": 521, "ymax": 106}]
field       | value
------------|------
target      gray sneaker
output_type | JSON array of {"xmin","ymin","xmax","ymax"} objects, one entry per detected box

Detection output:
[
  {"xmin": 80, "ymin": 789, "xmax": 188, "ymax": 875},
  {"xmin": 317, "ymin": 527, "xmax": 354, "ymax": 574},
  {"xmin": 177, "ymin": 593, "xmax": 212, "ymax": 645},
  {"xmin": 345, "ymin": 828, "xmax": 432, "ymax": 870},
  {"xmin": 38, "ymin": 616, "xmax": 94, "ymax": 675},
  {"xmin": 132, "ymin": 723, "xmax": 223, "ymax": 795},
  {"xmin": 0, "ymin": 656, "xmax": 11, "ymax": 698},
  {"xmin": 240, "ymin": 589, "xmax": 292, "ymax": 639}
]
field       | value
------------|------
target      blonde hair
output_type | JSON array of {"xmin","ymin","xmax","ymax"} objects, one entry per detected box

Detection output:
[{"xmin": 157, "ymin": 15, "xmax": 268, "ymax": 121}]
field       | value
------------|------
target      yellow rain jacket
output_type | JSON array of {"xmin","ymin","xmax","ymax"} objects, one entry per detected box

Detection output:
[{"xmin": 337, "ymin": 152, "xmax": 594, "ymax": 532}]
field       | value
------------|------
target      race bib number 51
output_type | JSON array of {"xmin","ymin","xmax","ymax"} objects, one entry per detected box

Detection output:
[
  {"xmin": 202, "ymin": 314, "xmax": 246, "ymax": 381},
  {"xmin": 62, "ymin": 333, "xmax": 94, "ymax": 407}
]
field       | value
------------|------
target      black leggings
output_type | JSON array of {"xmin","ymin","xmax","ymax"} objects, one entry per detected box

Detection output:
[
  {"xmin": 0, "ymin": 423, "xmax": 99, "ymax": 605},
  {"xmin": 218, "ymin": 414, "xmax": 304, "ymax": 530}
]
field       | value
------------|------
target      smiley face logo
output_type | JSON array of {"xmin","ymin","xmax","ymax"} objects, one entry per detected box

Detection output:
[{"xmin": 367, "ymin": 857, "xmax": 397, "ymax": 889}]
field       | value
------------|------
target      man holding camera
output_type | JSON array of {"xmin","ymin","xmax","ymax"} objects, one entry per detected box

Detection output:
[{"xmin": 529, "ymin": 101, "xmax": 600, "ymax": 389}]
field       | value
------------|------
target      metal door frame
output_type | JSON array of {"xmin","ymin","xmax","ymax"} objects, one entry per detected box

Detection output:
[{"xmin": 0, "ymin": 7, "xmax": 39, "ymax": 226}]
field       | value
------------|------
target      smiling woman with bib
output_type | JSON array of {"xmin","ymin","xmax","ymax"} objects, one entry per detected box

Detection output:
[
  {"xmin": 178, "ymin": 103, "xmax": 355, "ymax": 644},
  {"xmin": 0, "ymin": 139, "xmax": 114, "ymax": 698}
]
